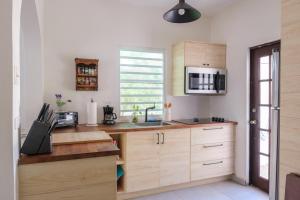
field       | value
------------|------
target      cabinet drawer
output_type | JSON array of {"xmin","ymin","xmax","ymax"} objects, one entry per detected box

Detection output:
[
  {"xmin": 191, "ymin": 125, "xmax": 234, "ymax": 145},
  {"xmin": 191, "ymin": 158, "xmax": 234, "ymax": 181},
  {"xmin": 192, "ymin": 141, "xmax": 234, "ymax": 162}
]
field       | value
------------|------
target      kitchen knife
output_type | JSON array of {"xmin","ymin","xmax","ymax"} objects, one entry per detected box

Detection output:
[
  {"xmin": 41, "ymin": 104, "xmax": 50, "ymax": 122},
  {"xmin": 37, "ymin": 103, "xmax": 47, "ymax": 121}
]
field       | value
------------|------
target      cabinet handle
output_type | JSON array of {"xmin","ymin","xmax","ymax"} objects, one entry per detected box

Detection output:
[
  {"xmin": 161, "ymin": 133, "xmax": 165, "ymax": 144},
  {"xmin": 203, "ymin": 144, "xmax": 224, "ymax": 148},
  {"xmin": 203, "ymin": 161, "xmax": 223, "ymax": 166},
  {"xmin": 203, "ymin": 127, "xmax": 223, "ymax": 131},
  {"xmin": 156, "ymin": 133, "xmax": 160, "ymax": 144}
]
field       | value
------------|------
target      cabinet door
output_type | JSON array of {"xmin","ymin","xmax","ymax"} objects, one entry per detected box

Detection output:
[
  {"xmin": 124, "ymin": 131, "xmax": 160, "ymax": 192},
  {"xmin": 184, "ymin": 41, "xmax": 207, "ymax": 67},
  {"xmin": 204, "ymin": 44, "xmax": 226, "ymax": 68},
  {"xmin": 159, "ymin": 129, "xmax": 191, "ymax": 187},
  {"xmin": 184, "ymin": 42, "xmax": 226, "ymax": 68}
]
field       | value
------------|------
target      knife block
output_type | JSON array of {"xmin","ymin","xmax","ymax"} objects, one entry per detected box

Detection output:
[{"xmin": 20, "ymin": 120, "xmax": 53, "ymax": 155}]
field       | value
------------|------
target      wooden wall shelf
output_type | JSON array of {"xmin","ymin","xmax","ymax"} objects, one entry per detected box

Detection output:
[{"xmin": 75, "ymin": 58, "xmax": 99, "ymax": 91}]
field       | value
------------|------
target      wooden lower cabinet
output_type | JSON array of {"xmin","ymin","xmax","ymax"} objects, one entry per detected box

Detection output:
[
  {"xmin": 124, "ymin": 129, "xmax": 190, "ymax": 192},
  {"xmin": 191, "ymin": 125, "xmax": 235, "ymax": 182},
  {"xmin": 191, "ymin": 158, "xmax": 234, "ymax": 181},
  {"xmin": 123, "ymin": 125, "xmax": 235, "ymax": 194},
  {"xmin": 160, "ymin": 129, "xmax": 190, "ymax": 187},
  {"xmin": 19, "ymin": 156, "xmax": 117, "ymax": 200}
]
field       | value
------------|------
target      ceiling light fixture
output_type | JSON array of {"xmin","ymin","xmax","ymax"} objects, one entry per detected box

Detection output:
[{"xmin": 163, "ymin": 0, "xmax": 201, "ymax": 23}]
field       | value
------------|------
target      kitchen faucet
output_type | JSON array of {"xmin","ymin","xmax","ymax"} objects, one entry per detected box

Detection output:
[{"xmin": 145, "ymin": 103, "xmax": 155, "ymax": 122}]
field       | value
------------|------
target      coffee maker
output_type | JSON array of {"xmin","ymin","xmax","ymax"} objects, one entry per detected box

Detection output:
[{"xmin": 103, "ymin": 105, "xmax": 117, "ymax": 125}]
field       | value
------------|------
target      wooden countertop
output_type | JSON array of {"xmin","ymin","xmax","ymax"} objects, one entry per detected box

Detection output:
[
  {"xmin": 19, "ymin": 120, "xmax": 237, "ymax": 165},
  {"xmin": 19, "ymin": 135, "xmax": 120, "ymax": 165},
  {"xmin": 54, "ymin": 121, "xmax": 238, "ymax": 134}
]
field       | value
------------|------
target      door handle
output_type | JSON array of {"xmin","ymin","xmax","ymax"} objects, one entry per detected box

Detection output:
[
  {"xmin": 203, "ymin": 161, "xmax": 223, "ymax": 166},
  {"xmin": 156, "ymin": 133, "xmax": 160, "ymax": 144},
  {"xmin": 161, "ymin": 133, "xmax": 165, "ymax": 144},
  {"xmin": 249, "ymin": 120, "xmax": 257, "ymax": 125},
  {"xmin": 203, "ymin": 144, "xmax": 224, "ymax": 148},
  {"xmin": 203, "ymin": 127, "xmax": 223, "ymax": 131}
]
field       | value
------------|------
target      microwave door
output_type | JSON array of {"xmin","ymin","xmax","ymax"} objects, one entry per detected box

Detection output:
[
  {"xmin": 214, "ymin": 72, "xmax": 220, "ymax": 93},
  {"xmin": 189, "ymin": 73, "xmax": 200, "ymax": 90}
]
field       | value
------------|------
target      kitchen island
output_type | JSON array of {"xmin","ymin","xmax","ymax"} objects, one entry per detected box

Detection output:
[{"xmin": 18, "ymin": 132, "xmax": 119, "ymax": 200}]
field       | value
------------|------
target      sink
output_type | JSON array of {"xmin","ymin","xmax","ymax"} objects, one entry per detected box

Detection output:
[{"xmin": 135, "ymin": 121, "xmax": 171, "ymax": 127}]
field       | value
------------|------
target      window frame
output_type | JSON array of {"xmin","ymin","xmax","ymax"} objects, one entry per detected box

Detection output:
[{"xmin": 119, "ymin": 47, "xmax": 166, "ymax": 119}]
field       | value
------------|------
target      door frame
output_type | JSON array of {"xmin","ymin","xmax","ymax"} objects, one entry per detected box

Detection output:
[{"xmin": 249, "ymin": 40, "xmax": 281, "ymax": 193}]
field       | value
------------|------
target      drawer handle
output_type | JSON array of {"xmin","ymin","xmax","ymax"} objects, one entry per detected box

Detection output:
[
  {"xmin": 156, "ymin": 133, "xmax": 160, "ymax": 144},
  {"xmin": 203, "ymin": 161, "xmax": 223, "ymax": 166},
  {"xmin": 203, "ymin": 144, "xmax": 224, "ymax": 148},
  {"xmin": 203, "ymin": 127, "xmax": 223, "ymax": 131}
]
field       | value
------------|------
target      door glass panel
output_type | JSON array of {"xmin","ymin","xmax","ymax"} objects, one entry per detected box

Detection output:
[
  {"xmin": 260, "ymin": 131, "xmax": 269, "ymax": 155},
  {"xmin": 259, "ymin": 155, "xmax": 269, "ymax": 179},
  {"xmin": 260, "ymin": 106, "xmax": 270, "ymax": 130},
  {"xmin": 260, "ymin": 81, "xmax": 270, "ymax": 105},
  {"xmin": 260, "ymin": 56, "xmax": 270, "ymax": 80}
]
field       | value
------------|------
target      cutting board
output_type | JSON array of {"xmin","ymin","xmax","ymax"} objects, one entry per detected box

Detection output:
[{"xmin": 52, "ymin": 131, "xmax": 112, "ymax": 146}]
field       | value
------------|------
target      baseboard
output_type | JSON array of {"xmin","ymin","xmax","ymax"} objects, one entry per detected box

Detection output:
[
  {"xmin": 231, "ymin": 175, "xmax": 248, "ymax": 186},
  {"xmin": 117, "ymin": 175, "xmax": 232, "ymax": 200}
]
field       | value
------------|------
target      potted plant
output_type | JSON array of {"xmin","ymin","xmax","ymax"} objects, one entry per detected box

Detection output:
[
  {"xmin": 55, "ymin": 94, "xmax": 71, "ymax": 111},
  {"xmin": 132, "ymin": 105, "xmax": 142, "ymax": 123}
]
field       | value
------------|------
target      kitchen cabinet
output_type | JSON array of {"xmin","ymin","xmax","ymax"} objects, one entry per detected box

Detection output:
[
  {"xmin": 124, "ymin": 131, "xmax": 160, "ymax": 192},
  {"xmin": 19, "ymin": 156, "xmax": 117, "ymax": 200},
  {"xmin": 124, "ymin": 129, "xmax": 190, "ymax": 192},
  {"xmin": 172, "ymin": 41, "xmax": 226, "ymax": 96},
  {"xmin": 190, "ymin": 125, "xmax": 235, "ymax": 181}
]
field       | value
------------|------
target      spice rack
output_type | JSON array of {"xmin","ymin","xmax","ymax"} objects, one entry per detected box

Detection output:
[{"xmin": 75, "ymin": 58, "xmax": 99, "ymax": 91}]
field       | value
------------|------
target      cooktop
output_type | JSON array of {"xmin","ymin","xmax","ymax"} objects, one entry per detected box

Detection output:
[{"xmin": 173, "ymin": 117, "xmax": 225, "ymax": 125}]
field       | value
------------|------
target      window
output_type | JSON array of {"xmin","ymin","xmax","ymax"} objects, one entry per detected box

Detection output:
[{"xmin": 120, "ymin": 49, "xmax": 164, "ymax": 117}]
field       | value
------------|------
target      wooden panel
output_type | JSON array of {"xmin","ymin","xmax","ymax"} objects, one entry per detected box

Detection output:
[
  {"xmin": 172, "ymin": 42, "xmax": 186, "ymax": 96},
  {"xmin": 124, "ymin": 131, "xmax": 160, "ymax": 192},
  {"xmin": 191, "ymin": 125, "xmax": 234, "ymax": 145},
  {"xmin": 191, "ymin": 141, "xmax": 234, "ymax": 162},
  {"xmin": 205, "ymin": 44, "xmax": 226, "ymax": 68},
  {"xmin": 125, "ymin": 131, "xmax": 159, "ymax": 161},
  {"xmin": 280, "ymin": 0, "xmax": 300, "ymax": 199},
  {"xmin": 19, "ymin": 156, "xmax": 116, "ymax": 200},
  {"xmin": 184, "ymin": 41, "xmax": 207, "ymax": 67},
  {"xmin": 124, "ymin": 159, "xmax": 160, "ymax": 192},
  {"xmin": 159, "ymin": 129, "xmax": 190, "ymax": 186},
  {"xmin": 191, "ymin": 158, "xmax": 234, "ymax": 181},
  {"xmin": 52, "ymin": 131, "xmax": 112, "ymax": 145}
]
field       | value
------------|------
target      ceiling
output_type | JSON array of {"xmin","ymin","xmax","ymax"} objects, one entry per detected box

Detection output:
[{"xmin": 119, "ymin": 0, "xmax": 239, "ymax": 16}]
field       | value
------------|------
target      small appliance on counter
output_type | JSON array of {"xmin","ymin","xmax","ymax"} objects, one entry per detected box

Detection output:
[
  {"xmin": 20, "ymin": 103, "xmax": 58, "ymax": 155},
  {"xmin": 55, "ymin": 111, "xmax": 78, "ymax": 128},
  {"xmin": 103, "ymin": 105, "xmax": 117, "ymax": 125},
  {"xmin": 173, "ymin": 117, "xmax": 225, "ymax": 125}
]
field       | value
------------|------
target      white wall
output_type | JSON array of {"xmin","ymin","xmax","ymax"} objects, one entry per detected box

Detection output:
[
  {"xmin": 209, "ymin": 0, "xmax": 281, "ymax": 183},
  {"xmin": 20, "ymin": 0, "xmax": 44, "ymax": 135},
  {"xmin": 43, "ymin": 0, "xmax": 211, "ymax": 123},
  {"xmin": 0, "ymin": 0, "xmax": 22, "ymax": 199}
]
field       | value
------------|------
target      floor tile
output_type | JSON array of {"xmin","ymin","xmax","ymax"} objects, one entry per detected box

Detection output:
[{"xmin": 133, "ymin": 181, "xmax": 268, "ymax": 200}]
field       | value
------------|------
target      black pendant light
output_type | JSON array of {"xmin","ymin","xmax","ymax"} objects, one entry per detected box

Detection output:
[{"xmin": 163, "ymin": 0, "xmax": 201, "ymax": 23}]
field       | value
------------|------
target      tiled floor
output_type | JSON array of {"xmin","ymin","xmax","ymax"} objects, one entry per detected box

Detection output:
[{"xmin": 133, "ymin": 181, "xmax": 268, "ymax": 200}]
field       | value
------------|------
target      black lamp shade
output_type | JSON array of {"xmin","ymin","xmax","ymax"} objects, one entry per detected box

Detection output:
[{"xmin": 163, "ymin": 0, "xmax": 201, "ymax": 23}]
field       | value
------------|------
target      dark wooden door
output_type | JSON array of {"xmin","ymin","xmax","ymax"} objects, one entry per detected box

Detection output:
[{"xmin": 250, "ymin": 41, "xmax": 280, "ymax": 193}]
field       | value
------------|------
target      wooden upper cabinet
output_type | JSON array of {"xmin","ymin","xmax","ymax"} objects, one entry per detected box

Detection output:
[
  {"xmin": 172, "ymin": 41, "xmax": 227, "ymax": 96},
  {"xmin": 184, "ymin": 41, "xmax": 226, "ymax": 68}
]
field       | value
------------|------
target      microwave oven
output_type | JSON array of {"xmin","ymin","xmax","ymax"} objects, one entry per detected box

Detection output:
[{"xmin": 185, "ymin": 66, "xmax": 227, "ymax": 95}]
